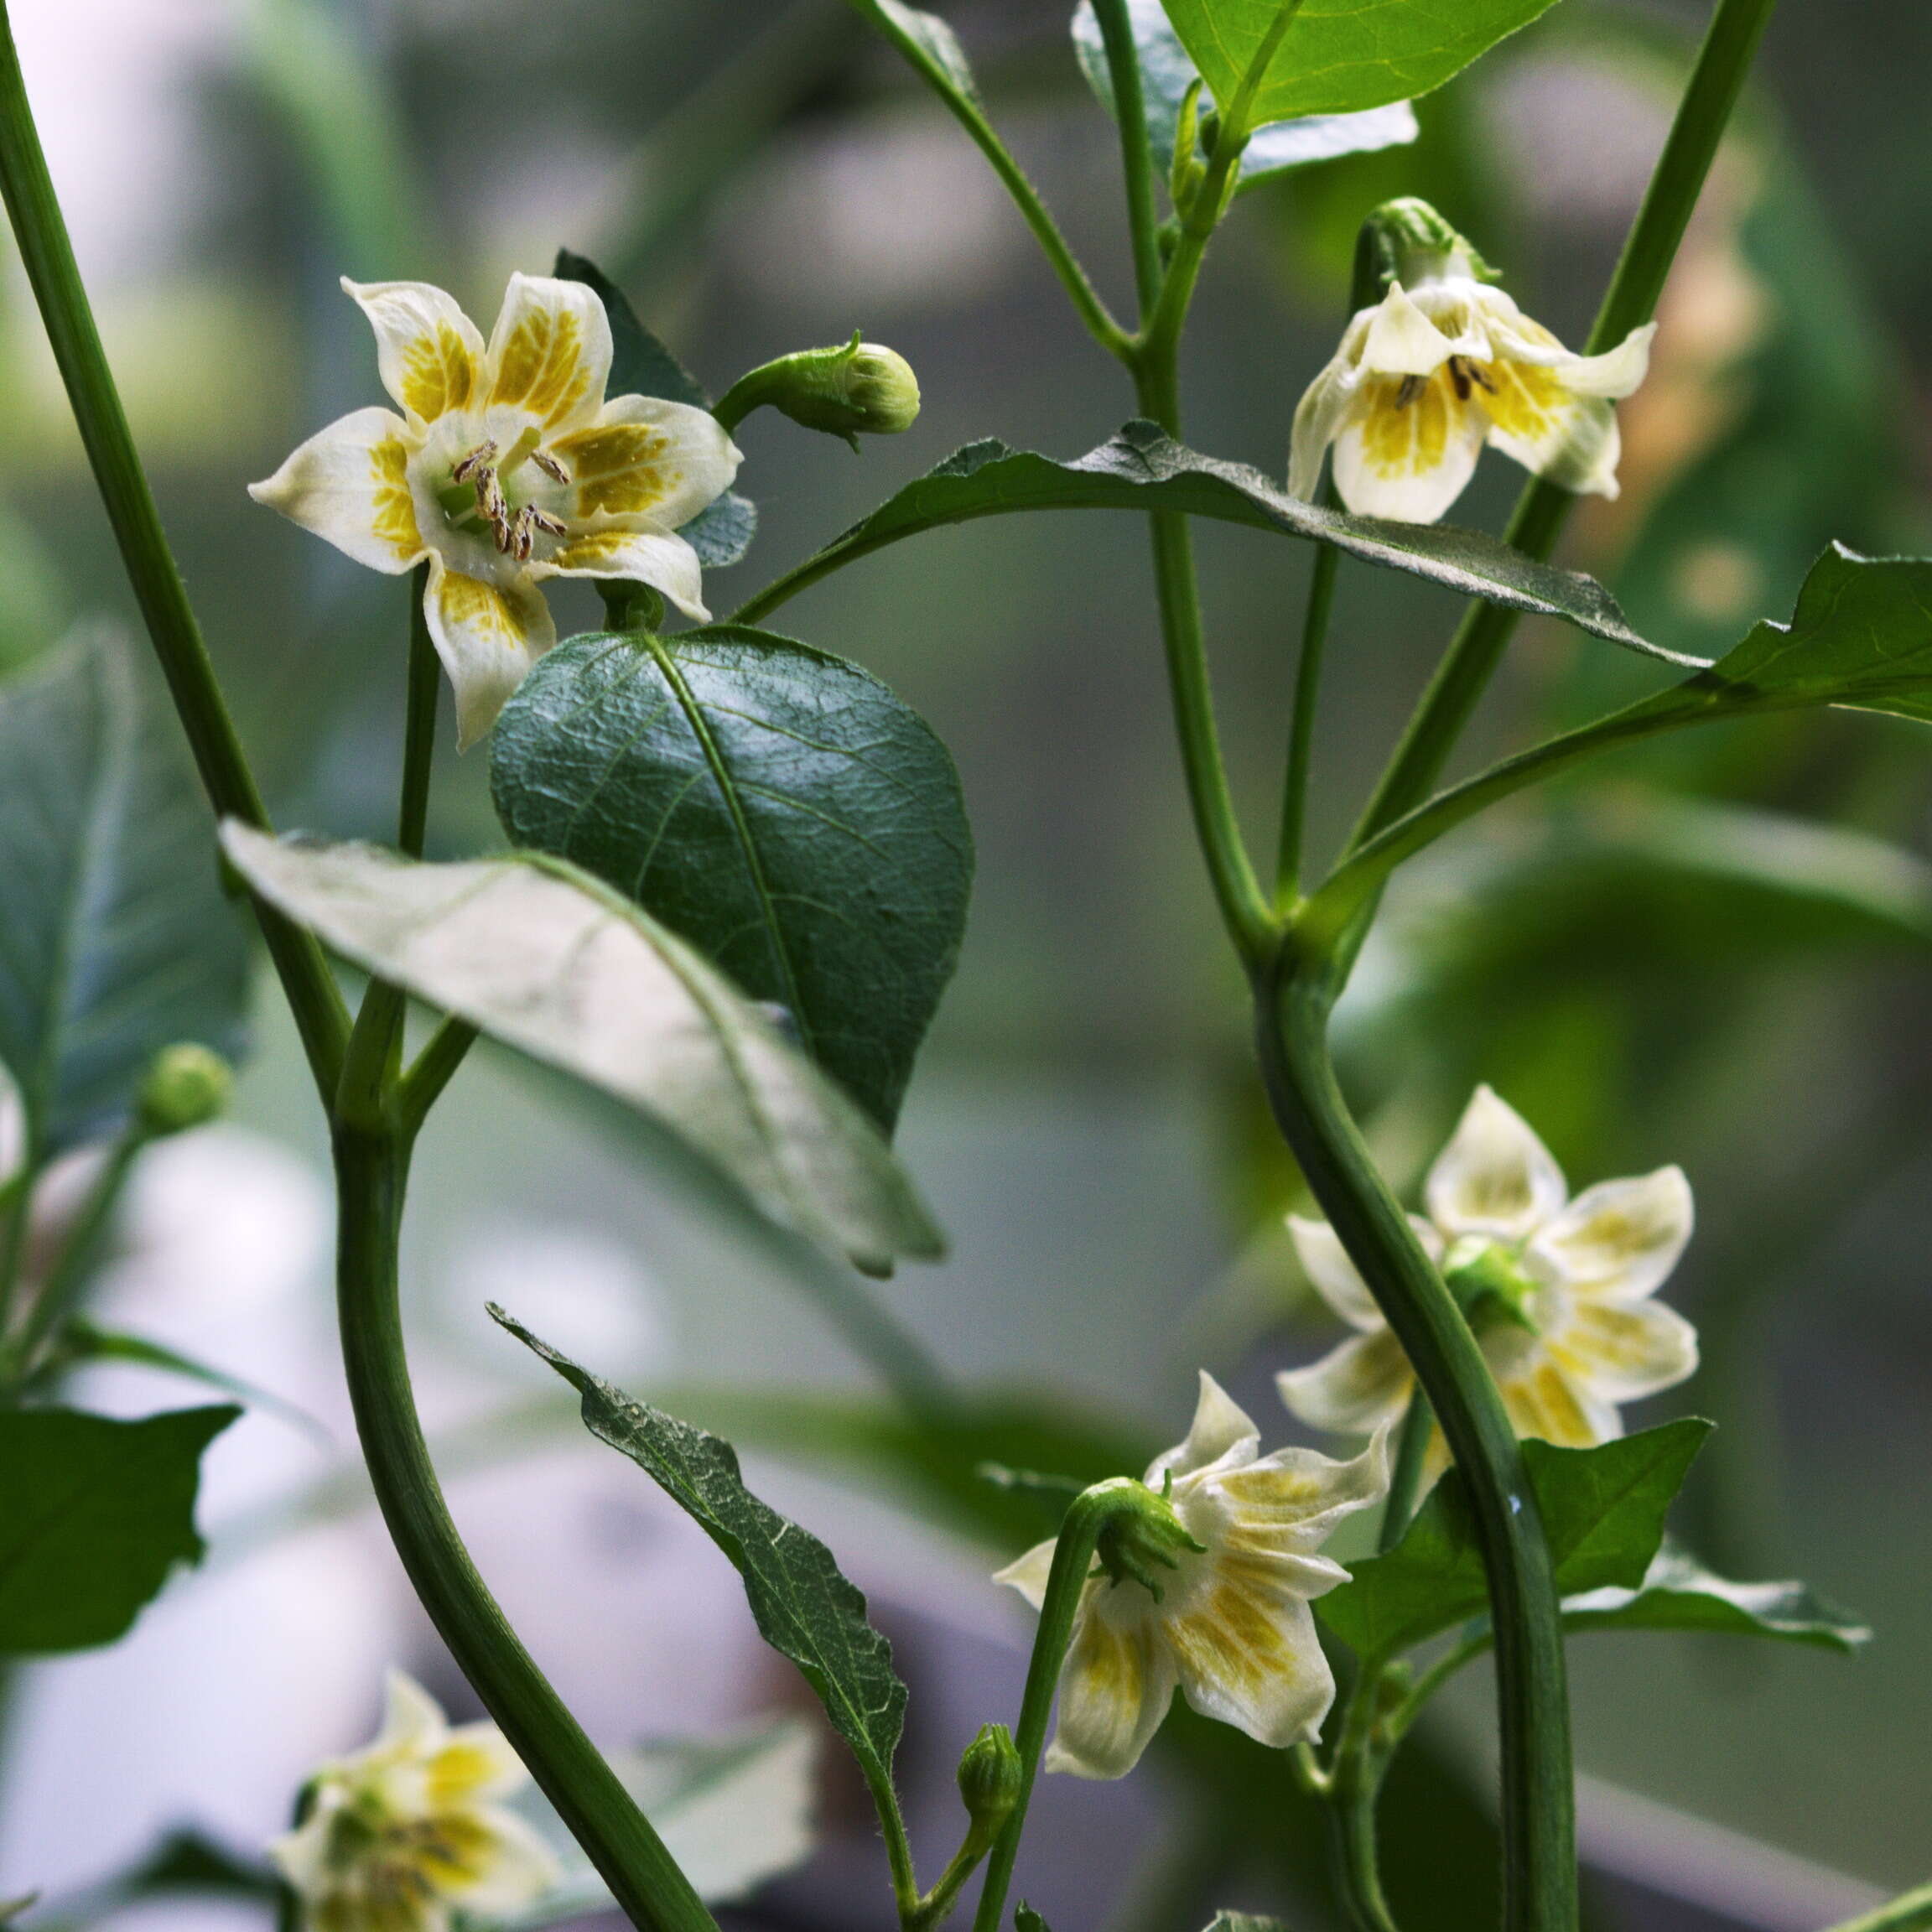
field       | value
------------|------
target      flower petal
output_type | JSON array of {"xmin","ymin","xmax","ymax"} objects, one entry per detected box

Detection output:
[
  {"xmin": 1479, "ymin": 370, "xmax": 1623, "ymax": 499},
  {"xmin": 1498, "ymin": 1358, "xmax": 1618, "ymax": 1449},
  {"xmin": 1164, "ymin": 1571, "xmax": 1336, "ymax": 1749},
  {"xmin": 533, "ymin": 524, "xmax": 709, "ymax": 621},
  {"xmin": 1551, "ymin": 1300, "xmax": 1699, "ymax": 1403},
  {"xmin": 342, "ymin": 279, "xmax": 486, "ymax": 423},
  {"xmin": 1277, "ymin": 1328, "xmax": 1412, "ymax": 1436},
  {"xmin": 374, "ymin": 1667, "xmax": 449, "ymax": 1756},
  {"xmin": 486, "ymin": 272, "xmax": 612, "ymax": 434},
  {"xmin": 1287, "ymin": 348, "xmax": 1361, "ymax": 502},
  {"xmin": 423, "ymin": 557, "xmax": 557, "ymax": 752},
  {"xmin": 1530, "ymin": 1166, "xmax": 1693, "ymax": 1301},
  {"xmin": 435, "ymin": 1803, "xmax": 563, "ymax": 1912},
  {"xmin": 248, "ymin": 406, "xmax": 425, "ymax": 574},
  {"xmin": 992, "ymin": 1537, "xmax": 1058, "ymax": 1613},
  {"xmin": 548, "ymin": 395, "xmax": 740, "ymax": 529},
  {"xmin": 1046, "ymin": 1594, "xmax": 1177, "ymax": 1779},
  {"xmin": 1358, "ymin": 283, "xmax": 1459, "ymax": 377},
  {"xmin": 427, "ymin": 1723, "xmax": 529, "ymax": 1805},
  {"xmin": 1150, "ymin": 1369, "xmax": 1260, "ymax": 1485},
  {"xmin": 1213, "ymin": 1426, "xmax": 1391, "ymax": 1550},
  {"xmin": 1331, "ymin": 370, "xmax": 1488, "ymax": 522},
  {"xmin": 1425, "ymin": 1085, "xmax": 1566, "ymax": 1242},
  {"xmin": 1288, "ymin": 1213, "xmax": 1441, "ymax": 1331}
]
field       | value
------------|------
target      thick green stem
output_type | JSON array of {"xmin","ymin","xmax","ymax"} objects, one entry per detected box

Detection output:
[
  {"xmin": 1254, "ymin": 966, "xmax": 1575, "ymax": 1932},
  {"xmin": 333, "ymin": 1122, "xmax": 718, "ymax": 1932},
  {"xmin": 1346, "ymin": 0, "xmax": 1779, "ymax": 858},
  {"xmin": 0, "ymin": 0, "xmax": 347, "ymax": 1093}
]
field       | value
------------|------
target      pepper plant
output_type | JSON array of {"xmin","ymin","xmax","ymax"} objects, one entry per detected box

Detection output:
[{"xmin": 0, "ymin": 0, "xmax": 1924, "ymax": 1927}]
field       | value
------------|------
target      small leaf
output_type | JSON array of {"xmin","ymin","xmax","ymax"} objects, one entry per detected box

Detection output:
[
  {"xmin": 849, "ymin": 0, "xmax": 982, "ymax": 103},
  {"xmin": 1202, "ymin": 1916, "xmax": 1294, "ymax": 1932},
  {"xmin": 491, "ymin": 627, "xmax": 973, "ymax": 1131},
  {"xmin": 218, "ymin": 824, "xmax": 939, "ymax": 1271},
  {"xmin": 1158, "ymin": 0, "xmax": 1564, "ymax": 126},
  {"xmin": 1562, "ymin": 1540, "xmax": 1870, "ymax": 1653},
  {"xmin": 0, "ymin": 1404, "xmax": 239, "ymax": 1654},
  {"xmin": 1072, "ymin": 0, "xmax": 1415, "ymax": 193},
  {"xmin": 1016, "ymin": 1908, "xmax": 1052, "ymax": 1932},
  {"xmin": 1317, "ymin": 1419, "xmax": 1710, "ymax": 1661},
  {"xmin": 495, "ymin": 1310, "xmax": 908, "ymax": 1799},
  {"xmin": 553, "ymin": 249, "xmax": 757, "ymax": 571},
  {"xmin": 0, "ymin": 631, "xmax": 249, "ymax": 1157},
  {"xmin": 739, "ymin": 425, "xmax": 1675, "ymax": 661}
]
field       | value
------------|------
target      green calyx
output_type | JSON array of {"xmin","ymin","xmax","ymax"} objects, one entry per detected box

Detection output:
[
  {"xmin": 956, "ymin": 1722, "xmax": 1023, "ymax": 1848},
  {"xmin": 135, "ymin": 1042, "xmax": 234, "ymax": 1137},
  {"xmin": 1441, "ymin": 1237, "xmax": 1543, "ymax": 1339},
  {"xmin": 1090, "ymin": 1472, "xmax": 1207, "ymax": 1601},
  {"xmin": 714, "ymin": 334, "xmax": 922, "ymax": 447},
  {"xmin": 1355, "ymin": 196, "xmax": 1499, "ymax": 300}
]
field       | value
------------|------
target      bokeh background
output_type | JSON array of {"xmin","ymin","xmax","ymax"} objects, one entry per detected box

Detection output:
[{"xmin": 1, "ymin": 0, "xmax": 1929, "ymax": 1925}]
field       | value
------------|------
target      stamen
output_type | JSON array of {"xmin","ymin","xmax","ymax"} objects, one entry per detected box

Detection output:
[
  {"xmin": 1394, "ymin": 374, "xmax": 1426, "ymax": 408},
  {"xmin": 532, "ymin": 450, "xmax": 571, "ymax": 485},
  {"xmin": 527, "ymin": 507, "xmax": 567, "ymax": 537},
  {"xmin": 1467, "ymin": 362, "xmax": 1499, "ymax": 393},
  {"xmin": 451, "ymin": 440, "xmax": 497, "ymax": 483},
  {"xmin": 1447, "ymin": 356, "xmax": 1472, "ymax": 402}
]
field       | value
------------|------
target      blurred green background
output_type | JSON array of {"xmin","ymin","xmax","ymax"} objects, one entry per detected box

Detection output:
[{"xmin": 3, "ymin": 0, "xmax": 1930, "ymax": 1921}]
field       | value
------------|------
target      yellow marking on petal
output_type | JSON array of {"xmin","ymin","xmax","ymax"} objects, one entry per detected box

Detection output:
[
  {"xmin": 491, "ymin": 306, "xmax": 593, "ymax": 426},
  {"xmin": 399, "ymin": 323, "xmax": 477, "ymax": 420},
  {"xmin": 438, "ymin": 571, "xmax": 538, "ymax": 650},
  {"xmin": 1502, "ymin": 1363, "xmax": 1598, "ymax": 1447},
  {"xmin": 1073, "ymin": 1613, "xmax": 1145, "ymax": 1706},
  {"xmin": 1559, "ymin": 1305, "xmax": 1675, "ymax": 1379},
  {"xmin": 1164, "ymin": 1578, "xmax": 1288, "ymax": 1693},
  {"xmin": 370, "ymin": 437, "xmax": 423, "ymax": 563},
  {"xmin": 1357, "ymin": 370, "xmax": 1461, "ymax": 479},
  {"xmin": 551, "ymin": 422, "xmax": 677, "ymax": 517},
  {"xmin": 544, "ymin": 528, "xmax": 636, "ymax": 571},
  {"xmin": 1477, "ymin": 358, "xmax": 1572, "ymax": 443},
  {"xmin": 426, "ymin": 1741, "xmax": 502, "ymax": 1803}
]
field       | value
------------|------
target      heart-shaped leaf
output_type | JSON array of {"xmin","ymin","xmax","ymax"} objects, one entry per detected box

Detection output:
[
  {"xmin": 736, "ymin": 424, "xmax": 1678, "ymax": 662},
  {"xmin": 0, "ymin": 631, "xmax": 249, "ymax": 1158},
  {"xmin": 218, "ymin": 824, "xmax": 940, "ymax": 1271},
  {"xmin": 491, "ymin": 627, "xmax": 972, "ymax": 1131}
]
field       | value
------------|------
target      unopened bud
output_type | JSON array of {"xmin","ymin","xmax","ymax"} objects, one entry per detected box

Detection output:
[
  {"xmin": 136, "ymin": 1043, "xmax": 234, "ymax": 1137},
  {"xmin": 956, "ymin": 1723, "xmax": 1022, "ymax": 1848},
  {"xmin": 1090, "ymin": 1474, "xmax": 1206, "ymax": 1602},
  {"xmin": 1355, "ymin": 196, "xmax": 1498, "ymax": 302},
  {"xmin": 715, "ymin": 335, "xmax": 921, "ymax": 449}
]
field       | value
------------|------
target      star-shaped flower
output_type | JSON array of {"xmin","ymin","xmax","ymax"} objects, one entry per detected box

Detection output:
[
  {"xmin": 1288, "ymin": 256, "xmax": 1654, "ymax": 523},
  {"xmin": 251, "ymin": 274, "xmax": 740, "ymax": 748},
  {"xmin": 995, "ymin": 1374, "xmax": 1386, "ymax": 1779},
  {"xmin": 1279, "ymin": 1086, "xmax": 1699, "ymax": 1473},
  {"xmin": 270, "ymin": 1670, "xmax": 558, "ymax": 1932}
]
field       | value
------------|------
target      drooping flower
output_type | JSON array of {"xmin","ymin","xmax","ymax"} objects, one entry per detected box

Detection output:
[
  {"xmin": 994, "ymin": 1374, "xmax": 1387, "ymax": 1779},
  {"xmin": 1279, "ymin": 1087, "xmax": 1698, "ymax": 1475},
  {"xmin": 1288, "ymin": 254, "xmax": 1655, "ymax": 524},
  {"xmin": 271, "ymin": 1669, "xmax": 558, "ymax": 1932},
  {"xmin": 251, "ymin": 275, "xmax": 740, "ymax": 749}
]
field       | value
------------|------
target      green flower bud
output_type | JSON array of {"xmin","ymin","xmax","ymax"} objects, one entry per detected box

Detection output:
[
  {"xmin": 1441, "ymin": 1236, "xmax": 1542, "ymax": 1338},
  {"xmin": 1355, "ymin": 196, "xmax": 1498, "ymax": 301},
  {"xmin": 714, "ymin": 334, "xmax": 921, "ymax": 449},
  {"xmin": 955, "ymin": 1722, "xmax": 1022, "ymax": 1846},
  {"xmin": 136, "ymin": 1042, "xmax": 234, "ymax": 1137},
  {"xmin": 1090, "ymin": 1473, "xmax": 1207, "ymax": 1602}
]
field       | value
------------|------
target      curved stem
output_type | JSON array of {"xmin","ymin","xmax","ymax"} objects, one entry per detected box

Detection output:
[
  {"xmin": 1329, "ymin": 1676, "xmax": 1400, "ymax": 1932},
  {"xmin": 1382, "ymin": 1632, "xmax": 1494, "ymax": 1750},
  {"xmin": 1821, "ymin": 1883, "xmax": 1932, "ymax": 1932},
  {"xmin": 1345, "ymin": 0, "xmax": 1779, "ymax": 860},
  {"xmin": 0, "ymin": 1, "xmax": 348, "ymax": 1094},
  {"xmin": 1254, "ymin": 966, "xmax": 1575, "ymax": 1932},
  {"xmin": 334, "ymin": 1122, "xmax": 718, "ymax": 1932},
  {"xmin": 844, "ymin": 0, "xmax": 1130, "ymax": 361},
  {"xmin": 1379, "ymin": 1389, "xmax": 1434, "ymax": 1555}
]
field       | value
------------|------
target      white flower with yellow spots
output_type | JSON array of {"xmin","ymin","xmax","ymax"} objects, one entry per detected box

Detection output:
[
  {"xmin": 1287, "ymin": 255, "xmax": 1655, "ymax": 524},
  {"xmin": 994, "ymin": 1374, "xmax": 1387, "ymax": 1780},
  {"xmin": 1279, "ymin": 1087, "xmax": 1699, "ymax": 1477},
  {"xmin": 270, "ymin": 1670, "xmax": 559, "ymax": 1932},
  {"xmin": 251, "ymin": 275, "xmax": 740, "ymax": 750}
]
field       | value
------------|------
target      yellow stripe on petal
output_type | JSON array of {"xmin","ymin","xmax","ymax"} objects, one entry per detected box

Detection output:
[
  {"xmin": 250, "ymin": 405, "xmax": 426, "ymax": 576},
  {"xmin": 371, "ymin": 436, "xmax": 423, "ymax": 564},
  {"xmin": 424, "ymin": 563, "xmax": 558, "ymax": 751},
  {"xmin": 553, "ymin": 421, "xmax": 676, "ymax": 517},
  {"xmin": 343, "ymin": 280, "xmax": 486, "ymax": 424},
  {"xmin": 486, "ymin": 274, "xmax": 612, "ymax": 431}
]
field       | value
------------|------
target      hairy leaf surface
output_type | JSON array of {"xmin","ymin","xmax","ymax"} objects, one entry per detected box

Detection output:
[
  {"xmin": 219, "ymin": 825, "xmax": 939, "ymax": 1270},
  {"xmin": 491, "ymin": 627, "xmax": 972, "ymax": 1130},
  {"xmin": 496, "ymin": 1311, "xmax": 908, "ymax": 1795}
]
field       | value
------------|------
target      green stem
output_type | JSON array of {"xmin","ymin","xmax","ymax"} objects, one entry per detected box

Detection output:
[
  {"xmin": 0, "ymin": 0, "xmax": 347, "ymax": 1093},
  {"xmin": 1276, "ymin": 539, "xmax": 1337, "ymax": 903},
  {"xmin": 1382, "ymin": 1632, "xmax": 1494, "ymax": 1749},
  {"xmin": 1089, "ymin": 0, "xmax": 1162, "ymax": 321},
  {"xmin": 845, "ymin": 0, "xmax": 1130, "ymax": 361},
  {"xmin": 398, "ymin": 566, "xmax": 439, "ymax": 860},
  {"xmin": 397, "ymin": 1019, "xmax": 480, "ymax": 1137},
  {"xmin": 1254, "ymin": 968, "xmax": 1575, "ymax": 1932},
  {"xmin": 970, "ymin": 1482, "xmax": 1149, "ymax": 1932},
  {"xmin": 1821, "ymin": 1883, "xmax": 1932, "ymax": 1932},
  {"xmin": 1379, "ymin": 1389, "xmax": 1434, "ymax": 1554},
  {"xmin": 1345, "ymin": 0, "xmax": 1779, "ymax": 858},
  {"xmin": 333, "ymin": 1121, "xmax": 718, "ymax": 1932},
  {"xmin": 0, "ymin": 1165, "xmax": 37, "ymax": 1336}
]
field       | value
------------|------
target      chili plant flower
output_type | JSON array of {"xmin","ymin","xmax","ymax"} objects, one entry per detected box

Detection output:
[
  {"xmin": 1279, "ymin": 1087, "xmax": 1698, "ymax": 1473},
  {"xmin": 270, "ymin": 1669, "xmax": 558, "ymax": 1931},
  {"xmin": 250, "ymin": 274, "xmax": 741, "ymax": 749},
  {"xmin": 1287, "ymin": 250, "xmax": 1655, "ymax": 523},
  {"xmin": 994, "ymin": 1374, "xmax": 1387, "ymax": 1779}
]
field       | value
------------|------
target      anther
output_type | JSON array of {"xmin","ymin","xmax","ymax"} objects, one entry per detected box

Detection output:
[
  {"xmin": 1448, "ymin": 357, "xmax": 1472, "ymax": 402},
  {"xmin": 532, "ymin": 450, "xmax": 571, "ymax": 485},
  {"xmin": 527, "ymin": 507, "xmax": 566, "ymax": 537},
  {"xmin": 1394, "ymin": 374, "xmax": 1426, "ymax": 408},
  {"xmin": 451, "ymin": 440, "xmax": 497, "ymax": 483}
]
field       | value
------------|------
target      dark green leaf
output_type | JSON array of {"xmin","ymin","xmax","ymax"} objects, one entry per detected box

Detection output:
[
  {"xmin": 121, "ymin": 1830, "xmax": 278, "ymax": 1900},
  {"xmin": 1158, "ymin": 0, "xmax": 1564, "ymax": 125},
  {"xmin": 1015, "ymin": 1908, "xmax": 1052, "ymax": 1932},
  {"xmin": 1317, "ymin": 1419, "xmax": 1709, "ymax": 1661},
  {"xmin": 849, "ymin": 0, "xmax": 981, "ymax": 103},
  {"xmin": 494, "ymin": 1310, "xmax": 908, "ymax": 1795},
  {"xmin": 736, "ymin": 424, "xmax": 1675, "ymax": 661},
  {"xmin": 1072, "ymin": 0, "xmax": 1415, "ymax": 193},
  {"xmin": 219, "ymin": 825, "xmax": 940, "ymax": 1272},
  {"xmin": 0, "ymin": 1404, "xmax": 238, "ymax": 1654},
  {"xmin": 1562, "ymin": 1540, "xmax": 1870, "ymax": 1652},
  {"xmin": 39, "ymin": 1320, "xmax": 325, "ymax": 1440},
  {"xmin": 553, "ymin": 249, "xmax": 756, "ymax": 571},
  {"xmin": 0, "ymin": 631, "xmax": 248, "ymax": 1156},
  {"xmin": 491, "ymin": 627, "xmax": 973, "ymax": 1131}
]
